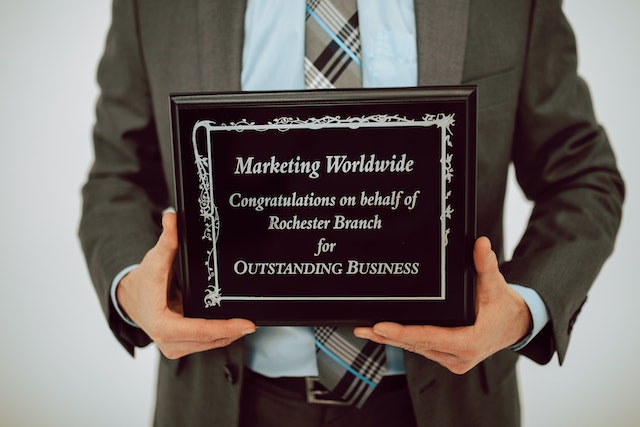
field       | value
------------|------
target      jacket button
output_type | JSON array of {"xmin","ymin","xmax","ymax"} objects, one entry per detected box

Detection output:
[{"xmin": 223, "ymin": 364, "xmax": 238, "ymax": 384}]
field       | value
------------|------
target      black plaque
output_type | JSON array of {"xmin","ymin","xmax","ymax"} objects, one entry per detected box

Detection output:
[{"xmin": 171, "ymin": 87, "xmax": 476, "ymax": 326}]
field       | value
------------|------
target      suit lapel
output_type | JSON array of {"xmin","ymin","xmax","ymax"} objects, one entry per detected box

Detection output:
[
  {"xmin": 414, "ymin": 0, "xmax": 470, "ymax": 85},
  {"xmin": 196, "ymin": 0, "xmax": 247, "ymax": 91}
]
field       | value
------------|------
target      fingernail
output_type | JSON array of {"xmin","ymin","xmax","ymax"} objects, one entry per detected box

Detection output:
[{"xmin": 242, "ymin": 328, "xmax": 256, "ymax": 335}]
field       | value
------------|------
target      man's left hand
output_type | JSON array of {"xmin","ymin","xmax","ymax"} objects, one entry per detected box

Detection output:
[{"xmin": 354, "ymin": 236, "xmax": 532, "ymax": 374}]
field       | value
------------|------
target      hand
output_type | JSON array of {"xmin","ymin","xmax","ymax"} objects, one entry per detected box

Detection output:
[
  {"xmin": 354, "ymin": 236, "xmax": 532, "ymax": 374},
  {"xmin": 116, "ymin": 212, "xmax": 256, "ymax": 359}
]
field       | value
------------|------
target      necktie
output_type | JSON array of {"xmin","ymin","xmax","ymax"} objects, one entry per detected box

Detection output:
[
  {"xmin": 305, "ymin": 0, "xmax": 387, "ymax": 408},
  {"xmin": 304, "ymin": 0, "xmax": 362, "ymax": 89}
]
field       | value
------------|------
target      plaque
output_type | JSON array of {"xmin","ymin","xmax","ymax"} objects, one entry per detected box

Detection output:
[{"xmin": 170, "ymin": 87, "xmax": 476, "ymax": 326}]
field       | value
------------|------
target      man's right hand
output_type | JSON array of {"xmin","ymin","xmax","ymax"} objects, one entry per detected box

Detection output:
[{"xmin": 116, "ymin": 212, "xmax": 256, "ymax": 359}]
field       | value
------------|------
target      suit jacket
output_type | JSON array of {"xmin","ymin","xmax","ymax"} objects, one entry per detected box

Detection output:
[{"xmin": 79, "ymin": 1, "xmax": 624, "ymax": 426}]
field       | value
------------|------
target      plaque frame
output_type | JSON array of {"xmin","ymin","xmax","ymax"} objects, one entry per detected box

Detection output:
[{"xmin": 171, "ymin": 87, "xmax": 476, "ymax": 326}]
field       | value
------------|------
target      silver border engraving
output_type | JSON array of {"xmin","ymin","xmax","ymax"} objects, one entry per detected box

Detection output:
[{"xmin": 191, "ymin": 113, "xmax": 455, "ymax": 308}]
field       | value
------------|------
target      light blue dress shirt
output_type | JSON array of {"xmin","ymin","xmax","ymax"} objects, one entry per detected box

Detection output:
[{"xmin": 111, "ymin": 0, "xmax": 549, "ymax": 377}]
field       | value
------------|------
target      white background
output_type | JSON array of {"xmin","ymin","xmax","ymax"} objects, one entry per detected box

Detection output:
[{"xmin": 0, "ymin": 1, "xmax": 638, "ymax": 426}]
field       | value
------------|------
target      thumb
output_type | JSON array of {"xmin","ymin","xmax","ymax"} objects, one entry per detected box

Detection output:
[
  {"xmin": 158, "ymin": 212, "xmax": 179, "ymax": 252},
  {"xmin": 473, "ymin": 236, "xmax": 504, "ymax": 300},
  {"xmin": 146, "ymin": 212, "xmax": 179, "ymax": 274}
]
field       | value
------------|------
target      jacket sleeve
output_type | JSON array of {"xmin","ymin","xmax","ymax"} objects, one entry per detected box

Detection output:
[
  {"xmin": 501, "ymin": 0, "xmax": 624, "ymax": 364},
  {"xmin": 79, "ymin": 0, "xmax": 168, "ymax": 355}
]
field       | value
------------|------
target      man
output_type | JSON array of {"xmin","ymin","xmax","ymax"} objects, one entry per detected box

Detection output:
[{"xmin": 79, "ymin": 1, "xmax": 624, "ymax": 426}]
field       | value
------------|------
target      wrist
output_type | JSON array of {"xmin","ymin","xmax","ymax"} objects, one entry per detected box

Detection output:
[
  {"xmin": 110, "ymin": 264, "xmax": 140, "ymax": 328},
  {"xmin": 508, "ymin": 284, "xmax": 550, "ymax": 350},
  {"xmin": 508, "ymin": 286, "xmax": 533, "ymax": 347}
]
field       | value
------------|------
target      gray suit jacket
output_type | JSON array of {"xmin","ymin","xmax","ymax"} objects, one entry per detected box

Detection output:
[{"xmin": 79, "ymin": 1, "xmax": 624, "ymax": 426}]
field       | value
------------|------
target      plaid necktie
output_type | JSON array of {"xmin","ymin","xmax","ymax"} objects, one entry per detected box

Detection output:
[
  {"xmin": 314, "ymin": 326, "xmax": 387, "ymax": 407},
  {"xmin": 305, "ymin": 0, "xmax": 387, "ymax": 408},
  {"xmin": 304, "ymin": 0, "xmax": 362, "ymax": 89}
]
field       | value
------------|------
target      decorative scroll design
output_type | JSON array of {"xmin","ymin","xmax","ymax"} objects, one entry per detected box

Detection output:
[
  {"xmin": 437, "ymin": 113, "xmax": 456, "ymax": 246},
  {"xmin": 194, "ymin": 113, "xmax": 455, "ymax": 133},
  {"xmin": 191, "ymin": 113, "xmax": 456, "ymax": 308},
  {"xmin": 192, "ymin": 125, "xmax": 222, "ymax": 308}
]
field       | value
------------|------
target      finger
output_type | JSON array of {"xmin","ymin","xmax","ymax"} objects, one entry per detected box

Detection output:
[
  {"xmin": 159, "ymin": 341, "xmax": 235, "ymax": 360},
  {"xmin": 158, "ymin": 331, "xmax": 251, "ymax": 360},
  {"xmin": 375, "ymin": 322, "xmax": 466, "ymax": 347},
  {"xmin": 355, "ymin": 328, "xmax": 413, "ymax": 350},
  {"xmin": 356, "ymin": 329, "xmax": 475, "ymax": 373},
  {"xmin": 355, "ymin": 322, "xmax": 466, "ymax": 353},
  {"xmin": 354, "ymin": 322, "xmax": 420, "ymax": 346},
  {"xmin": 154, "ymin": 315, "xmax": 256, "ymax": 345}
]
